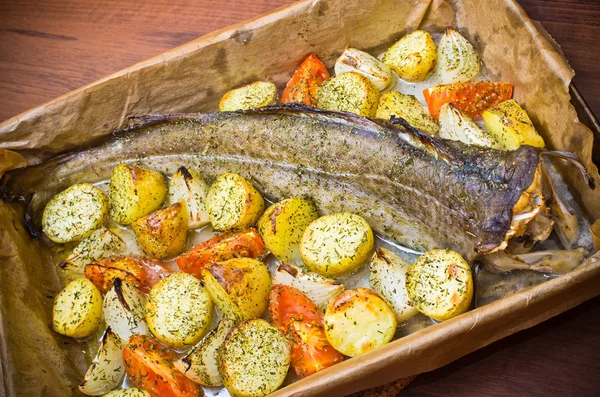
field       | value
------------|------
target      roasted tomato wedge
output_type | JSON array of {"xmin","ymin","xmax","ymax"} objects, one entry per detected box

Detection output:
[
  {"xmin": 269, "ymin": 284, "xmax": 323, "ymax": 331},
  {"xmin": 269, "ymin": 284, "xmax": 343, "ymax": 378},
  {"xmin": 123, "ymin": 335, "xmax": 200, "ymax": 397},
  {"xmin": 280, "ymin": 54, "xmax": 330, "ymax": 106},
  {"xmin": 423, "ymin": 81, "xmax": 513, "ymax": 120},
  {"xmin": 85, "ymin": 256, "xmax": 170, "ymax": 293},
  {"xmin": 176, "ymin": 228, "xmax": 266, "ymax": 277},
  {"xmin": 289, "ymin": 319, "xmax": 345, "ymax": 378}
]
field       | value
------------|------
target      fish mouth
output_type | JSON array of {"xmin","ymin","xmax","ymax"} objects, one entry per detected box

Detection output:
[{"xmin": 490, "ymin": 163, "xmax": 546, "ymax": 255}]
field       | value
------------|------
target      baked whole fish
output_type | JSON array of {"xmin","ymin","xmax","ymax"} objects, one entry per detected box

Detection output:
[{"xmin": 0, "ymin": 104, "xmax": 593, "ymax": 260}]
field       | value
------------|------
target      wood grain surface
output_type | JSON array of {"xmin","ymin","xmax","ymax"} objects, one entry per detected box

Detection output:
[{"xmin": 0, "ymin": 0, "xmax": 599, "ymax": 396}]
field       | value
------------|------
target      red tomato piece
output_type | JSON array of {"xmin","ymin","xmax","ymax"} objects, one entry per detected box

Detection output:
[
  {"xmin": 423, "ymin": 81, "xmax": 513, "ymax": 120},
  {"xmin": 281, "ymin": 54, "xmax": 330, "ymax": 106},
  {"xmin": 176, "ymin": 228, "xmax": 266, "ymax": 277},
  {"xmin": 288, "ymin": 319, "xmax": 345, "ymax": 378},
  {"xmin": 269, "ymin": 284, "xmax": 323, "ymax": 332},
  {"xmin": 123, "ymin": 335, "xmax": 200, "ymax": 397}
]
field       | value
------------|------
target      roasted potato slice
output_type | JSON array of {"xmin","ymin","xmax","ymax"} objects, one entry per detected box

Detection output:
[
  {"xmin": 109, "ymin": 163, "xmax": 167, "ymax": 225},
  {"xmin": 369, "ymin": 248, "xmax": 418, "ymax": 323},
  {"xmin": 202, "ymin": 258, "xmax": 271, "ymax": 321},
  {"xmin": 175, "ymin": 316, "xmax": 237, "ymax": 387},
  {"xmin": 482, "ymin": 99, "xmax": 545, "ymax": 150},
  {"xmin": 316, "ymin": 71, "xmax": 380, "ymax": 117},
  {"xmin": 60, "ymin": 226, "xmax": 124, "ymax": 274},
  {"xmin": 376, "ymin": 91, "xmax": 439, "ymax": 135},
  {"xmin": 52, "ymin": 278, "xmax": 103, "ymax": 339},
  {"xmin": 132, "ymin": 202, "xmax": 188, "ymax": 259},
  {"xmin": 79, "ymin": 328, "xmax": 124, "ymax": 396},
  {"xmin": 146, "ymin": 272, "xmax": 213, "ymax": 349},
  {"xmin": 205, "ymin": 173, "xmax": 264, "ymax": 231},
  {"xmin": 257, "ymin": 197, "xmax": 318, "ymax": 262},
  {"xmin": 383, "ymin": 30, "xmax": 436, "ymax": 82},
  {"xmin": 324, "ymin": 288, "xmax": 396, "ymax": 357},
  {"xmin": 406, "ymin": 249, "xmax": 473, "ymax": 321},
  {"xmin": 102, "ymin": 389, "xmax": 150, "ymax": 397},
  {"xmin": 300, "ymin": 212, "xmax": 374, "ymax": 277},
  {"xmin": 218, "ymin": 319, "xmax": 290, "ymax": 397},
  {"xmin": 43, "ymin": 183, "xmax": 109, "ymax": 243},
  {"xmin": 168, "ymin": 166, "xmax": 210, "ymax": 229},
  {"xmin": 219, "ymin": 81, "xmax": 278, "ymax": 111}
]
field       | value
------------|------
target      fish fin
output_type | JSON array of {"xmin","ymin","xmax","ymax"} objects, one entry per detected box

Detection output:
[{"xmin": 540, "ymin": 150, "xmax": 595, "ymax": 189}]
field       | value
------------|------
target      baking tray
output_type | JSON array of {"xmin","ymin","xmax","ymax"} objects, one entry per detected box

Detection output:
[{"xmin": 0, "ymin": 1, "xmax": 599, "ymax": 396}]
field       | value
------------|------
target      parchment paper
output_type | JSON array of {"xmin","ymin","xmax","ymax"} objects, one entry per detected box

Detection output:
[{"xmin": 1, "ymin": 0, "xmax": 599, "ymax": 396}]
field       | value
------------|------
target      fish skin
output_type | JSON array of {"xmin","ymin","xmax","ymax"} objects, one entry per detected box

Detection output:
[{"xmin": 0, "ymin": 104, "xmax": 542, "ymax": 260}]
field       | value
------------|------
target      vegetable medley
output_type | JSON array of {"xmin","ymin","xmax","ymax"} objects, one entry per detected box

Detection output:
[{"xmin": 47, "ymin": 28, "xmax": 548, "ymax": 397}]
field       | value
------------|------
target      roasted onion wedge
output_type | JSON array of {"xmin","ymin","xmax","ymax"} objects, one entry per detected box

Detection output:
[
  {"xmin": 175, "ymin": 316, "xmax": 237, "ymax": 387},
  {"xmin": 79, "ymin": 328, "xmax": 124, "ymax": 396},
  {"xmin": 60, "ymin": 226, "xmax": 124, "ymax": 274},
  {"xmin": 103, "ymin": 278, "xmax": 149, "ymax": 343},
  {"xmin": 273, "ymin": 263, "xmax": 344, "ymax": 310}
]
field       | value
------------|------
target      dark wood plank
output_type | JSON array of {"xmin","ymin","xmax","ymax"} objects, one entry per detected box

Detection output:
[{"xmin": 0, "ymin": 1, "xmax": 598, "ymax": 396}]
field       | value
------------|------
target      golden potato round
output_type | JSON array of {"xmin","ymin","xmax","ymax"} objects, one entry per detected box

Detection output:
[
  {"xmin": 132, "ymin": 201, "xmax": 188, "ymax": 259},
  {"xmin": 42, "ymin": 183, "xmax": 109, "ymax": 243},
  {"xmin": 202, "ymin": 258, "xmax": 271, "ymax": 321},
  {"xmin": 218, "ymin": 319, "xmax": 290, "ymax": 397},
  {"xmin": 324, "ymin": 288, "xmax": 396, "ymax": 357},
  {"xmin": 109, "ymin": 163, "xmax": 167, "ymax": 225},
  {"xmin": 383, "ymin": 30, "xmax": 437, "ymax": 82},
  {"xmin": 205, "ymin": 173, "xmax": 265, "ymax": 231},
  {"xmin": 317, "ymin": 72, "xmax": 380, "ymax": 117},
  {"xmin": 257, "ymin": 197, "xmax": 318, "ymax": 262},
  {"xmin": 300, "ymin": 212, "xmax": 374, "ymax": 277},
  {"xmin": 406, "ymin": 249, "xmax": 473, "ymax": 321},
  {"xmin": 219, "ymin": 81, "xmax": 278, "ymax": 112},
  {"xmin": 52, "ymin": 278, "xmax": 103, "ymax": 339},
  {"xmin": 146, "ymin": 272, "xmax": 213, "ymax": 349}
]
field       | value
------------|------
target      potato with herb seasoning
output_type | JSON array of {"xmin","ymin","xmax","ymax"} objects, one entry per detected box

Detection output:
[
  {"xmin": 482, "ymin": 99, "xmax": 545, "ymax": 150},
  {"xmin": 317, "ymin": 71, "xmax": 380, "ymax": 117},
  {"xmin": 406, "ymin": 249, "xmax": 473, "ymax": 321},
  {"xmin": 43, "ymin": 183, "xmax": 109, "ymax": 243},
  {"xmin": 376, "ymin": 91, "xmax": 439, "ymax": 135},
  {"xmin": 324, "ymin": 288, "xmax": 396, "ymax": 357},
  {"xmin": 257, "ymin": 197, "xmax": 318, "ymax": 262},
  {"xmin": 300, "ymin": 212, "xmax": 374, "ymax": 277},
  {"xmin": 202, "ymin": 258, "xmax": 271, "ymax": 321},
  {"xmin": 146, "ymin": 272, "xmax": 213, "ymax": 350},
  {"xmin": 219, "ymin": 81, "xmax": 278, "ymax": 111},
  {"xmin": 383, "ymin": 30, "xmax": 437, "ymax": 82},
  {"xmin": 132, "ymin": 202, "xmax": 188, "ymax": 259},
  {"xmin": 52, "ymin": 278, "xmax": 103, "ymax": 339},
  {"xmin": 205, "ymin": 173, "xmax": 265, "ymax": 231},
  {"xmin": 109, "ymin": 163, "xmax": 167, "ymax": 225},
  {"xmin": 218, "ymin": 319, "xmax": 290, "ymax": 397}
]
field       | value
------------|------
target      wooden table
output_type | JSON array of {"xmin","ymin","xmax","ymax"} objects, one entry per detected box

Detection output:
[{"xmin": 0, "ymin": 1, "xmax": 598, "ymax": 396}]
